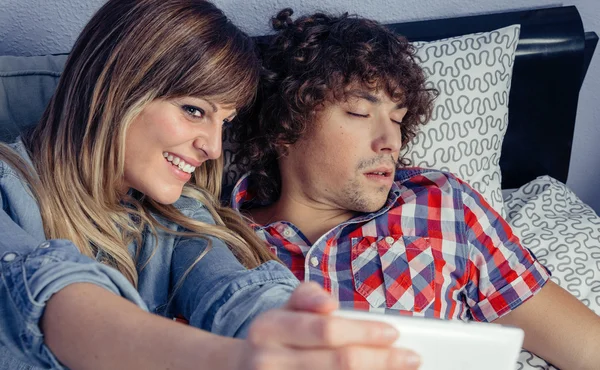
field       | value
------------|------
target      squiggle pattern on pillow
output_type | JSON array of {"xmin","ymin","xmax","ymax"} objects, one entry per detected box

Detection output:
[
  {"xmin": 505, "ymin": 176, "xmax": 600, "ymax": 369},
  {"xmin": 406, "ymin": 25, "xmax": 521, "ymax": 217}
]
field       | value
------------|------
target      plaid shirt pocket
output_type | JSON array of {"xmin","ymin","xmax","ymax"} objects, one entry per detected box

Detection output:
[{"xmin": 351, "ymin": 235, "xmax": 435, "ymax": 312}]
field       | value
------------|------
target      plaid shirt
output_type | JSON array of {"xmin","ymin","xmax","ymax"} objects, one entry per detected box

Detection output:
[{"xmin": 231, "ymin": 168, "xmax": 550, "ymax": 322}]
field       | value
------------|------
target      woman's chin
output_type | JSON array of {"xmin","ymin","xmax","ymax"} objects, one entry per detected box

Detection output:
[{"xmin": 145, "ymin": 186, "xmax": 183, "ymax": 205}]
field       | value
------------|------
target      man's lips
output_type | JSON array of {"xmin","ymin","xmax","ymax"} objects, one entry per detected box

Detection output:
[{"xmin": 363, "ymin": 167, "xmax": 394, "ymax": 177}]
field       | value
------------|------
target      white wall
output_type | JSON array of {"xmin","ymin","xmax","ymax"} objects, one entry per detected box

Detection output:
[{"xmin": 1, "ymin": 0, "xmax": 599, "ymax": 213}]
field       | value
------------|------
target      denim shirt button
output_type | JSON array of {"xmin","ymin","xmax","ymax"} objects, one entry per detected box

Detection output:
[
  {"xmin": 2, "ymin": 253, "xmax": 17, "ymax": 262},
  {"xmin": 39, "ymin": 241, "xmax": 50, "ymax": 249}
]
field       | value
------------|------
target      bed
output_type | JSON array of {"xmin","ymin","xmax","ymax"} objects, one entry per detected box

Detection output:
[{"xmin": 1, "ymin": 5, "xmax": 599, "ymax": 369}]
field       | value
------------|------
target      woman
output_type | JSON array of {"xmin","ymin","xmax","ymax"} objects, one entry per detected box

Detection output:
[{"xmin": 0, "ymin": 0, "xmax": 421, "ymax": 369}]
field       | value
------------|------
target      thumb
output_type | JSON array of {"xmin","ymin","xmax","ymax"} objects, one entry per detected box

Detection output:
[{"xmin": 285, "ymin": 282, "xmax": 339, "ymax": 313}]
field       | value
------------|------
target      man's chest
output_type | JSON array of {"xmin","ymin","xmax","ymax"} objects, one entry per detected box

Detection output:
[{"xmin": 257, "ymin": 215, "xmax": 474, "ymax": 320}]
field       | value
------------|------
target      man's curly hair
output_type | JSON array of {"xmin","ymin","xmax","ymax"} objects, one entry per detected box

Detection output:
[{"xmin": 232, "ymin": 8, "xmax": 437, "ymax": 203}]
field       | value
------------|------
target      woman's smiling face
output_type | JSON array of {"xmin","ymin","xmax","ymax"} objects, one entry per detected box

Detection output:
[{"xmin": 122, "ymin": 97, "xmax": 236, "ymax": 204}]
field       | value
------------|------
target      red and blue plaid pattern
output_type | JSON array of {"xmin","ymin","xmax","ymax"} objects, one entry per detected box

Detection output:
[{"xmin": 231, "ymin": 168, "xmax": 550, "ymax": 322}]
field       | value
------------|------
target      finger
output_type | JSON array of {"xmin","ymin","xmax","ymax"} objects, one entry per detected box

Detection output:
[
  {"xmin": 310, "ymin": 347, "xmax": 422, "ymax": 370},
  {"xmin": 285, "ymin": 282, "xmax": 339, "ymax": 313},
  {"xmin": 248, "ymin": 309, "xmax": 400, "ymax": 348},
  {"xmin": 249, "ymin": 346, "xmax": 421, "ymax": 370}
]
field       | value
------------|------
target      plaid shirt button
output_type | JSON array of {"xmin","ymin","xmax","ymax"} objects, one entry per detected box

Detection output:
[
  {"xmin": 310, "ymin": 256, "xmax": 319, "ymax": 267},
  {"xmin": 385, "ymin": 236, "xmax": 394, "ymax": 244}
]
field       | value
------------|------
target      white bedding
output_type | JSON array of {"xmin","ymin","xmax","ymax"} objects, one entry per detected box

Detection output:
[{"xmin": 503, "ymin": 176, "xmax": 600, "ymax": 369}]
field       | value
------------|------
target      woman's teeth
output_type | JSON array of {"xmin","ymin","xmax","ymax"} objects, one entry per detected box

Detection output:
[{"xmin": 163, "ymin": 152, "xmax": 196, "ymax": 174}]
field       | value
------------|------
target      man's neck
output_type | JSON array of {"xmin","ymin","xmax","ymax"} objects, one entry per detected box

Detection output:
[{"xmin": 248, "ymin": 194, "xmax": 356, "ymax": 245}]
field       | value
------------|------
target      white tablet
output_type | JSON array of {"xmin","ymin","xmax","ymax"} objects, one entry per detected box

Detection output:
[{"xmin": 333, "ymin": 310, "xmax": 524, "ymax": 370}]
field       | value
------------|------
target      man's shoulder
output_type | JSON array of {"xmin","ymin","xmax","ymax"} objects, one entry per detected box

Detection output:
[
  {"xmin": 391, "ymin": 168, "xmax": 497, "ymax": 216},
  {"xmin": 394, "ymin": 167, "xmax": 465, "ymax": 192}
]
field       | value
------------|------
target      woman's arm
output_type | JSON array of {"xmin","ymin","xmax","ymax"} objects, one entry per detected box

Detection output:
[
  {"xmin": 169, "ymin": 232, "xmax": 299, "ymax": 337},
  {"xmin": 43, "ymin": 282, "xmax": 238, "ymax": 370},
  {"xmin": 43, "ymin": 282, "xmax": 421, "ymax": 370},
  {"xmin": 0, "ymin": 208, "xmax": 148, "ymax": 369},
  {"xmin": 495, "ymin": 280, "xmax": 600, "ymax": 370}
]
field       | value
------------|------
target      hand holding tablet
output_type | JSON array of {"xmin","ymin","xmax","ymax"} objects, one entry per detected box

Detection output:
[{"xmin": 334, "ymin": 310, "xmax": 524, "ymax": 370}]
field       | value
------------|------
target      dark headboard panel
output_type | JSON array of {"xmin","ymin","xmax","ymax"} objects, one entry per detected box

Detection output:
[
  {"xmin": 584, "ymin": 32, "xmax": 599, "ymax": 83},
  {"xmin": 381, "ymin": 6, "xmax": 598, "ymax": 189}
]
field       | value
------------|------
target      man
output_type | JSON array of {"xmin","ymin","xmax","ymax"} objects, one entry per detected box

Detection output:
[{"xmin": 231, "ymin": 8, "xmax": 600, "ymax": 369}]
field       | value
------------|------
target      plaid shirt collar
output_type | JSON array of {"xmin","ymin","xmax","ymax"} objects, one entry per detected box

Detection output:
[{"xmin": 229, "ymin": 170, "xmax": 427, "ymax": 226}]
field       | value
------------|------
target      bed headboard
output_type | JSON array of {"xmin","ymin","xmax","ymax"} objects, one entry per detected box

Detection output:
[{"xmin": 383, "ymin": 6, "xmax": 598, "ymax": 189}]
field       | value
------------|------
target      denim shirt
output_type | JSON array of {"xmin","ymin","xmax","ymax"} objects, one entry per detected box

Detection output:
[{"xmin": 0, "ymin": 141, "xmax": 299, "ymax": 370}]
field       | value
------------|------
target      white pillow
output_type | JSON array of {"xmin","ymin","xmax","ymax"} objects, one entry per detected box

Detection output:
[
  {"xmin": 505, "ymin": 176, "xmax": 600, "ymax": 312},
  {"xmin": 406, "ymin": 25, "xmax": 521, "ymax": 216},
  {"xmin": 504, "ymin": 175, "xmax": 600, "ymax": 369}
]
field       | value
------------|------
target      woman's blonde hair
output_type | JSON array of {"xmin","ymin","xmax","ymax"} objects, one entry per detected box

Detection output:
[{"xmin": 0, "ymin": 0, "xmax": 275, "ymax": 286}]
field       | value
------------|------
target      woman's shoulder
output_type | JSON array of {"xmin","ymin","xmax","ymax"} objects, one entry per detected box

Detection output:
[
  {"xmin": 0, "ymin": 157, "xmax": 18, "ymax": 180},
  {"xmin": 0, "ymin": 140, "xmax": 34, "ymax": 187},
  {"xmin": 172, "ymin": 194, "xmax": 205, "ymax": 213},
  {"xmin": 0, "ymin": 140, "xmax": 45, "ymax": 239},
  {"xmin": 171, "ymin": 194, "xmax": 216, "ymax": 225}
]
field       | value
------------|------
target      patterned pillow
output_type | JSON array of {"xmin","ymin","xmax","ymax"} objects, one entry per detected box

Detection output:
[
  {"xmin": 406, "ymin": 25, "xmax": 521, "ymax": 216},
  {"xmin": 504, "ymin": 176, "xmax": 600, "ymax": 369},
  {"xmin": 222, "ymin": 25, "xmax": 521, "ymax": 211}
]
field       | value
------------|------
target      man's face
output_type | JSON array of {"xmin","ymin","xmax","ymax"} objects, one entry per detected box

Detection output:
[{"xmin": 280, "ymin": 89, "xmax": 407, "ymax": 213}]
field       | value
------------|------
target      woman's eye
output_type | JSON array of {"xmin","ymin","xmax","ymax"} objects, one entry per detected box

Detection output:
[
  {"xmin": 347, "ymin": 111, "xmax": 369, "ymax": 118},
  {"xmin": 182, "ymin": 105, "xmax": 205, "ymax": 118},
  {"xmin": 391, "ymin": 119, "xmax": 403, "ymax": 125}
]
